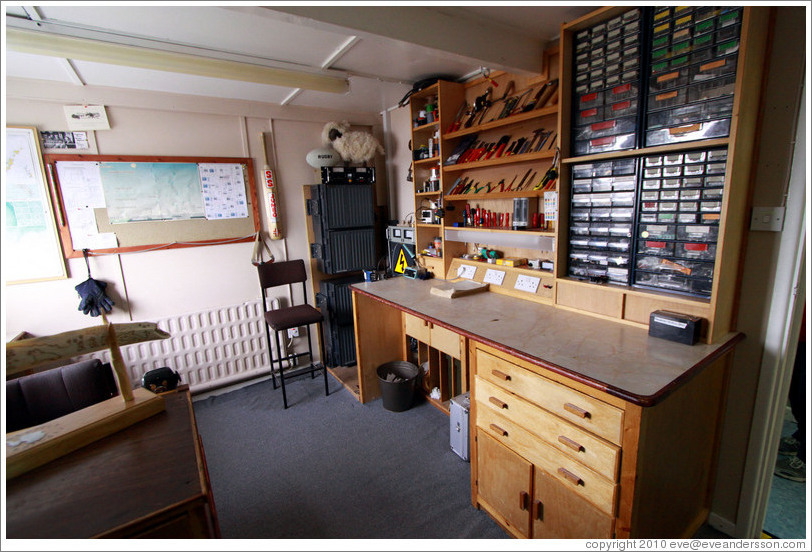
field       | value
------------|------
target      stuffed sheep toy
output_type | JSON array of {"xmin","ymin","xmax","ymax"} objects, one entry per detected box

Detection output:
[{"xmin": 321, "ymin": 121, "xmax": 384, "ymax": 166}]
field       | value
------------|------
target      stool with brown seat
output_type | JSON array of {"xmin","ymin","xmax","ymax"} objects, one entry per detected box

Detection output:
[{"xmin": 258, "ymin": 259, "xmax": 328, "ymax": 409}]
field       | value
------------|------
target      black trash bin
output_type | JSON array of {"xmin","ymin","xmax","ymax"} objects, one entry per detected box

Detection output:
[{"xmin": 376, "ymin": 361, "xmax": 420, "ymax": 412}]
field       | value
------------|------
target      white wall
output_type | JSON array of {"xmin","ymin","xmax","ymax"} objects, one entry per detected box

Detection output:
[
  {"xmin": 4, "ymin": 78, "xmax": 385, "ymax": 344},
  {"xmin": 383, "ymin": 104, "xmax": 415, "ymax": 224}
]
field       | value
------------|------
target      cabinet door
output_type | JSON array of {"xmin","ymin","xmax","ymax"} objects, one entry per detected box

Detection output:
[
  {"xmin": 532, "ymin": 468, "xmax": 614, "ymax": 539},
  {"xmin": 477, "ymin": 430, "xmax": 532, "ymax": 538}
]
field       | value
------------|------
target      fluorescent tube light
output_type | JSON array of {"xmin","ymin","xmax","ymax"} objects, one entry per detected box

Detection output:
[
  {"xmin": 6, "ymin": 28, "xmax": 350, "ymax": 94},
  {"xmin": 444, "ymin": 228, "xmax": 556, "ymax": 251}
]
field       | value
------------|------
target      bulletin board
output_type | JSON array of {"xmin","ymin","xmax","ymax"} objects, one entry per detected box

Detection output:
[{"xmin": 43, "ymin": 154, "xmax": 260, "ymax": 258}]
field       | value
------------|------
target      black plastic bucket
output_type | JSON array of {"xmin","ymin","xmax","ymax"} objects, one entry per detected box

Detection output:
[{"xmin": 376, "ymin": 361, "xmax": 419, "ymax": 412}]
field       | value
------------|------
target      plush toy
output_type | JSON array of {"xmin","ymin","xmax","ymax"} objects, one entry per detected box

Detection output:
[{"xmin": 321, "ymin": 121, "xmax": 384, "ymax": 166}]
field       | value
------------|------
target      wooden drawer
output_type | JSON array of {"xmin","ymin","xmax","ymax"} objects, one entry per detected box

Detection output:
[
  {"xmin": 404, "ymin": 312, "xmax": 430, "ymax": 343},
  {"xmin": 477, "ymin": 349, "xmax": 624, "ymax": 445},
  {"xmin": 403, "ymin": 312, "xmax": 461, "ymax": 358},
  {"xmin": 478, "ymin": 407, "xmax": 617, "ymax": 515},
  {"xmin": 476, "ymin": 376, "xmax": 620, "ymax": 481}
]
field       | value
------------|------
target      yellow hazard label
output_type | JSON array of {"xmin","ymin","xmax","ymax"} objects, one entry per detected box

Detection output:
[{"xmin": 395, "ymin": 249, "xmax": 408, "ymax": 273}]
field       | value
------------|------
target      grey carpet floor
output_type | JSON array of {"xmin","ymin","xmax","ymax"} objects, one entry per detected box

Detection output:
[{"xmin": 192, "ymin": 374, "xmax": 508, "ymax": 539}]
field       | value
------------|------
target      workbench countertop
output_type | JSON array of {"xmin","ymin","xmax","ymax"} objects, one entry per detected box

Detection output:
[{"xmin": 352, "ymin": 278, "xmax": 742, "ymax": 406}]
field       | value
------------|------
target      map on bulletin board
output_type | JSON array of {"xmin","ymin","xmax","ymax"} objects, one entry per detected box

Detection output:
[
  {"xmin": 100, "ymin": 162, "xmax": 206, "ymax": 223},
  {"xmin": 5, "ymin": 127, "xmax": 67, "ymax": 283},
  {"xmin": 46, "ymin": 154, "xmax": 259, "ymax": 256}
]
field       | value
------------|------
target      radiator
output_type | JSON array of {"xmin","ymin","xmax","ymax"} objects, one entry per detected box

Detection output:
[{"xmin": 84, "ymin": 299, "xmax": 282, "ymax": 393}]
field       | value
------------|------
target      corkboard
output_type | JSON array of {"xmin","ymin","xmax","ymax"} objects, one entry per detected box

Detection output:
[{"xmin": 43, "ymin": 154, "xmax": 260, "ymax": 258}]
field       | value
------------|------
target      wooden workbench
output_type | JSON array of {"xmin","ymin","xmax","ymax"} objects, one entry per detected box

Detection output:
[
  {"xmin": 351, "ymin": 277, "xmax": 742, "ymax": 538},
  {"xmin": 351, "ymin": 277, "xmax": 740, "ymax": 406}
]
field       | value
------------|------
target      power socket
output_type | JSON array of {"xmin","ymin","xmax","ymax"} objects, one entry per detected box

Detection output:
[
  {"xmin": 287, "ymin": 327, "xmax": 300, "ymax": 339},
  {"xmin": 514, "ymin": 274, "xmax": 541, "ymax": 293}
]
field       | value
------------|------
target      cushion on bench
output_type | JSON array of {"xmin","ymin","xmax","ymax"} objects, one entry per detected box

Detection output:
[{"xmin": 6, "ymin": 359, "xmax": 119, "ymax": 433}]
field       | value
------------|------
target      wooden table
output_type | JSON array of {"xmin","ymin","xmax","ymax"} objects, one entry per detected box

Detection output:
[{"xmin": 6, "ymin": 386, "xmax": 219, "ymax": 538}]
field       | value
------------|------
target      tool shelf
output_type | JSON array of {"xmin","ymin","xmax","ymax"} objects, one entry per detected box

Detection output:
[
  {"xmin": 444, "ymin": 190, "xmax": 544, "ymax": 201},
  {"xmin": 443, "ymin": 104, "xmax": 558, "ymax": 140},
  {"xmin": 443, "ymin": 149, "xmax": 556, "ymax": 173},
  {"xmin": 409, "ymin": 65, "xmax": 561, "ymax": 280},
  {"xmin": 446, "ymin": 227, "xmax": 555, "ymax": 237}
]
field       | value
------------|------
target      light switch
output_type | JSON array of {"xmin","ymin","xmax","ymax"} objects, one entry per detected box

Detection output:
[{"xmin": 750, "ymin": 206, "xmax": 785, "ymax": 232}]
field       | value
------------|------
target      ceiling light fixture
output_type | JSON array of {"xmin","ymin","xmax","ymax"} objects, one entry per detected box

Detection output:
[{"xmin": 6, "ymin": 28, "xmax": 350, "ymax": 94}]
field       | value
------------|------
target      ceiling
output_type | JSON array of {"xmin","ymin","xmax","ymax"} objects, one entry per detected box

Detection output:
[{"xmin": 4, "ymin": 4, "xmax": 594, "ymax": 114}]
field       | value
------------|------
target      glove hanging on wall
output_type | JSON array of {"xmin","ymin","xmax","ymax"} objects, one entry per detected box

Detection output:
[{"xmin": 75, "ymin": 249, "xmax": 114, "ymax": 317}]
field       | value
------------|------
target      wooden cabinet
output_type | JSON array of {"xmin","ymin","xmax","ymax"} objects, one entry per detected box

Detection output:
[
  {"xmin": 471, "ymin": 340, "xmax": 730, "ymax": 538},
  {"xmin": 476, "ymin": 430, "xmax": 534, "ymax": 537},
  {"xmin": 403, "ymin": 311, "xmax": 467, "ymax": 412},
  {"xmin": 555, "ymin": 6, "xmax": 772, "ymax": 342}
]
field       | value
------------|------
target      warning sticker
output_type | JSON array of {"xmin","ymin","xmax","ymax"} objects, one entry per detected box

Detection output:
[{"xmin": 395, "ymin": 249, "xmax": 408, "ymax": 273}]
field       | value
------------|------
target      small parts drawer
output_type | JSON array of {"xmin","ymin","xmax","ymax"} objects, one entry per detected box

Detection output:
[
  {"xmin": 476, "ymin": 376, "xmax": 620, "ymax": 480},
  {"xmin": 476, "ymin": 349, "xmax": 624, "ymax": 445},
  {"xmin": 477, "ymin": 406, "xmax": 618, "ymax": 515}
]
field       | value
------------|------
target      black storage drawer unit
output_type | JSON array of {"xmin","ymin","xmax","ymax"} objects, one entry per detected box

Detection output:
[
  {"xmin": 318, "ymin": 275, "xmax": 364, "ymax": 367},
  {"xmin": 308, "ymin": 183, "xmax": 376, "ymax": 275}
]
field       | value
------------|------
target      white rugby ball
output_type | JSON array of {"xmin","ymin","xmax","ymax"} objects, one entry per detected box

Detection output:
[{"xmin": 306, "ymin": 147, "xmax": 341, "ymax": 168}]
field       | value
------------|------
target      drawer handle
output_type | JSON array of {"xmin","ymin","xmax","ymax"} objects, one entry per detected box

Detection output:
[
  {"xmin": 492, "ymin": 369, "xmax": 511, "ymax": 381},
  {"xmin": 558, "ymin": 435, "xmax": 585, "ymax": 453},
  {"xmin": 563, "ymin": 402, "xmax": 591, "ymax": 419},
  {"xmin": 533, "ymin": 499, "xmax": 544, "ymax": 521},
  {"xmin": 558, "ymin": 467, "xmax": 584, "ymax": 487},
  {"xmin": 519, "ymin": 491, "xmax": 529, "ymax": 511},
  {"xmin": 489, "ymin": 423, "xmax": 508, "ymax": 437},
  {"xmin": 489, "ymin": 396, "xmax": 508, "ymax": 409}
]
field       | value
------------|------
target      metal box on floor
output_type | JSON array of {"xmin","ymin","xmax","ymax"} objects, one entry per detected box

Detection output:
[{"xmin": 450, "ymin": 392, "xmax": 471, "ymax": 461}]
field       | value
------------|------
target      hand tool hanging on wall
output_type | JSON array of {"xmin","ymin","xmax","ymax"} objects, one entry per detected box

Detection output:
[
  {"xmin": 259, "ymin": 132, "xmax": 282, "ymax": 240},
  {"xmin": 534, "ymin": 148, "xmax": 560, "ymax": 191}
]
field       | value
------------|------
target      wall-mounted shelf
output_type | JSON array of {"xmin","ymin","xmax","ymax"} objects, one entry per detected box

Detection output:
[
  {"xmin": 413, "ymin": 120, "xmax": 439, "ymax": 133},
  {"xmin": 445, "ymin": 227, "xmax": 555, "ymax": 251},
  {"xmin": 414, "ymin": 156, "xmax": 441, "ymax": 166},
  {"xmin": 444, "ymin": 105, "xmax": 558, "ymax": 140},
  {"xmin": 443, "ymin": 149, "xmax": 556, "ymax": 173},
  {"xmin": 445, "ymin": 189, "xmax": 545, "ymax": 201}
]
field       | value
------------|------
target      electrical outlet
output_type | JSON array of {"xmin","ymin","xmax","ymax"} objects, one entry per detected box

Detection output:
[
  {"xmin": 514, "ymin": 274, "xmax": 541, "ymax": 293},
  {"xmin": 287, "ymin": 327, "xmax": 299, "ymax": 338}
]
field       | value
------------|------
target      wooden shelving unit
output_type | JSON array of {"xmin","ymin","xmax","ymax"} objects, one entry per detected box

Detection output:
[
  {"xmin": 407, "ymin": 67, "xmax": 561, "ymax": 283},
  {"xmin": 554, "ymin": 6, "xmax": 771, "ymax": 343}
]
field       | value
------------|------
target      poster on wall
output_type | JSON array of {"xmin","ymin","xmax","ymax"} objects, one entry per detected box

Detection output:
[
  {"xmin": 40, "ymin": 131, "xmax": 89, "ymax": 150},
  {"xmin": 4, "ymin": 126, "xmax": 67, "ymax": 284},
  {"xmin": 63, "ymin": 104, "xmax": 110, "ymax": 131}
]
